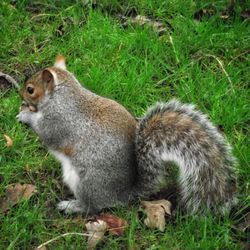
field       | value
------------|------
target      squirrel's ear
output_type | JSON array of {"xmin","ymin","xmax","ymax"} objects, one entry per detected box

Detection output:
[
  {"xmin": 42, "ymin": 69, "xmax": 53, "ymax": 83},
  {"xmin": 54, "ymin": 55, "xmax": 66, "ymax": 70},
  {"xmin": 42, "ymin": 69, "xmax": 55, "ymax": 89}
]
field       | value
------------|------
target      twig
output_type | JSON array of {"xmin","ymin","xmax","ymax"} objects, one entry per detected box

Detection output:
[
  {"xmin": 0, "ymin": 72, "xmax": 20, "ymax": 91},
  {"xmin": 36, "ymin": 232, "xmax": 91, "ymax": 249}
]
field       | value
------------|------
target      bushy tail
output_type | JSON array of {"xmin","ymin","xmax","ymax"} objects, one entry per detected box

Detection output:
[{"xmin": 134, "ymin": 99, "xmax": 237, "ymax": 214}]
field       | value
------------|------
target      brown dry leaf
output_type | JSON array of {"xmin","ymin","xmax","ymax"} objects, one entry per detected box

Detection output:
[
  {"xmin": 85, "ymin": 219, "xmax": 108, "ymax": 250},
  {"xmin": 141, "ymin": 199, "xmax": 172, "ymax": 232},
  {"xmin": 3, "ymin": 134, "xmax": 13, "ymax": 147},
  {"xmin": 0, "ymin": 183, "xmax": 37, "ymax": 213},
  {"xmin": 96, "ymin": 213, "xmax": 128, "ymax": 236}
]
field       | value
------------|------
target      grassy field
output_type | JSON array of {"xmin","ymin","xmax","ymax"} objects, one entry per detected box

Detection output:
[{"xmin": 0, "ymin": 0, "xmax": 249, "ymax": 249}]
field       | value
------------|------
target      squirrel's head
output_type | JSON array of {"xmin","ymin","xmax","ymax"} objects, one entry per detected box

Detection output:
[{"xmin": 21, "ymin": 55, "xmax": 67, "ymax": 109}]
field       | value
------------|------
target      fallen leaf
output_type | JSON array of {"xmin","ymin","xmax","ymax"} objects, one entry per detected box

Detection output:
[
  {"xmin": 0, "ymin": 183, "xmax": 37, "ymax": 213},
  {"xmin": 96, "ymin": 213, "xmax": 128, "ymax": 236},
  {"xmin": 85, "ymin": 219, "xmax": 108, "ymax": 250},
  {"xmin": 3, "ymin": 134, "xmax": 13, "ymax": 147},
  {"xmin": 84, "ymin": 213, "xmax": 128, "ymax": 249},
  {"xmin": 141, "ymin": 199, "xmax": 172, "ymax": 231}
]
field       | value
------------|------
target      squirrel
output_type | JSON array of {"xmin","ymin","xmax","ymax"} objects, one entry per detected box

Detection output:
[{"xmin": 17, "ymin": 55, "xmax": 237, "ymax": 215}]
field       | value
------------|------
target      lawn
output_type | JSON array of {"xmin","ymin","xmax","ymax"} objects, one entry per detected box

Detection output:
[{"xmin": 0, "ymin": 0, "xmax": 249, "ymax": 249}]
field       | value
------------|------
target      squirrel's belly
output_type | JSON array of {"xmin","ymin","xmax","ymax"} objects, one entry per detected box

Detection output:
[{"xmin": 51, "ymin": 150, "xmax": 80, "ymax": 195}]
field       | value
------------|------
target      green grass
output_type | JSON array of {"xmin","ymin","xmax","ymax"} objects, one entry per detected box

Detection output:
[{"xmin": 0, "ymin": 0, "xmax": 249, "ymax": 249}]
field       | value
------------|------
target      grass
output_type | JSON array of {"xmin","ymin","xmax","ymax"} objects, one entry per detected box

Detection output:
[{"xmin": 0, "ymin": 0, "xmax": 249, "ymax": 249}]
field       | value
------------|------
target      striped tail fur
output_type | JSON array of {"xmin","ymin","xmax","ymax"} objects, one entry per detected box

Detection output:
[{"xmin": 134, "ymin": 99, "xmax": 237, "ymax": 214}]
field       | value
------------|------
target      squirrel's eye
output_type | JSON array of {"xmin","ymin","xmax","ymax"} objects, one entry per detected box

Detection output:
[{"xmin": 27, "ymin": 86, "xmax": 34, "ymax": 94}]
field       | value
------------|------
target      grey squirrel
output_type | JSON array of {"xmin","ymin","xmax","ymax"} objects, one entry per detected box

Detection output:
[{"xmin": 17, "ymin": 56, "xmax": 237, "ymax": 215}]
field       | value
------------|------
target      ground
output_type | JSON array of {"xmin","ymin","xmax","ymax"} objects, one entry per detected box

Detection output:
[{"xmin": 0, "ymin": 1, "xmax": 249, "ymax": 249}]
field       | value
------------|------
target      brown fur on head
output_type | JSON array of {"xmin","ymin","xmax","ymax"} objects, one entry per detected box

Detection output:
[{"xmin": 21, "ymin": 55, "xmax": 66, "ymax": 110}]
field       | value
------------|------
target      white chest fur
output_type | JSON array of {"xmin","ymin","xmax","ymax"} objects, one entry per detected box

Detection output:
[{"xmin": 51, "ymin": 151, "xmax": 80, "ymax": 195}]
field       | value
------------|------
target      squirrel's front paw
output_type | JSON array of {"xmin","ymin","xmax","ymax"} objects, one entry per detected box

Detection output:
[
  {"xmin": 16, "ymin": 109, "xmax": 31, "ymax": 124},
  {"xmin": 57, "ymin": 200, "xmax": 85, "ymax": 214}
]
